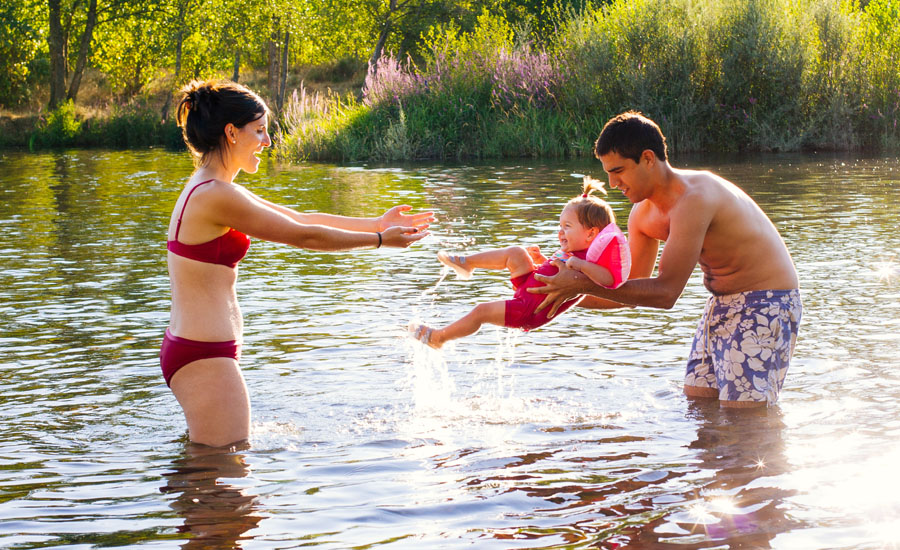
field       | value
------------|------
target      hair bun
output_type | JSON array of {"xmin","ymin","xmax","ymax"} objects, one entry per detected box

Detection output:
[{"xmin": 187, "ymin": 85, "xmax": 216, "ymax": 114}]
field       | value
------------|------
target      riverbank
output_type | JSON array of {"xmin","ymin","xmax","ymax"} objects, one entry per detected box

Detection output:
[
  {"xmin": 278, "ymin": 0, "xmax": 900, "ymax": 162},
  {"xmin": 7, "ymin": 0, "xmax": 900, "ymax": 160},
  {"xmin": 0, "ymin": 64, "xmax": 365, "ymax": 152}
]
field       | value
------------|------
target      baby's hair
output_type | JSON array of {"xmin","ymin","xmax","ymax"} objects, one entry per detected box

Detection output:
[
  {"xmin": 176, "ymin": 79, "xmax": 269, "ymax": 166},
  {"xmin": 567, "ymin": 176, "xmax": 615, "ymax": 229}
]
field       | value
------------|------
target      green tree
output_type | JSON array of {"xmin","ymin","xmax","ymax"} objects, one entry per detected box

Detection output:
[
  {"xmin": 862, "ymin": 0, "xmax": 900, "ymax": 144},
  {"xmin": 92, "ymin": 9, "xmax": 169, "ymax": 97},
  {"xmin": 0, "ymin": 0, "xmax": 46, "ymax": 108},
  {"xmin": 350, "ymin": 0, "xmax": 486, "ymax": 73},
  {"xmin": 45, "ymin": 0, "xmax": 155, "ymax": 108}
]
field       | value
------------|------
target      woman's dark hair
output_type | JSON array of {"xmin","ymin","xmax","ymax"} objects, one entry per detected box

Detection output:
[
  {"xmin": 567, "ymin": 177, "xmax": 615, "ymax": 229},
  {"xmin": 176, "ymin": 79, "xmax": 269, "ymax": 166},
  {"xmin": 594, "ymin": 111, "xmax": 668, "ymax": 163}
]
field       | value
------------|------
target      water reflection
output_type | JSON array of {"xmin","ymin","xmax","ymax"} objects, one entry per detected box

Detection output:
[
  {"xmin": 605, "ymin": 403, "xmax": 798, "ymax": 548},
  {"xmin": 475, "ymin": 403, "xmax": 797, "ymax": 549},
  {"xmin": 160, "ymin": 442, "xmax": 264, "ymax": 549}
]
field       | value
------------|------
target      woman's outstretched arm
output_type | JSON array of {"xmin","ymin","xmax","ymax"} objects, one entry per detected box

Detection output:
[
  {"xmin": 250, "ymin": 195, "xmax": 434, "ymax": 233},
  {"xmin": 206, "ymin": 183, "xmax": 429, "ymax": 250}
]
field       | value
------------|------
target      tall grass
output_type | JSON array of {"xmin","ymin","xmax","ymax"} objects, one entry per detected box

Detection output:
[{"xmin": 277, "ymin": 0, "xmax": 900, "ymax": 160}]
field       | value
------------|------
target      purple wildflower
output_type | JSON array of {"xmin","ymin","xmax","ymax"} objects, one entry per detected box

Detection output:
[{"xmin": 363, "ymin": 54, "xmax": 424, "ymax": 107}]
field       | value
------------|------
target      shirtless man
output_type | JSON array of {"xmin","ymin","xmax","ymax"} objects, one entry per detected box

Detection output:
[{"xmin": 530, "ymin": 111, "xmax": 801, "ymax": 408}]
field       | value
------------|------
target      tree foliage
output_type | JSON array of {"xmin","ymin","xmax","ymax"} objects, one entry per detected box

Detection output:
[
  {"xmin": 2, "ymin": 0, "xmax": 569, "ymax": 109},
  {"xmin": 0, "ymin": 0, "xmax": 47, "ymax": 108}
]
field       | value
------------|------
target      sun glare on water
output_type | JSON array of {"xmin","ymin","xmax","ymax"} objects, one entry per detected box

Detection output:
[
  {"xmin": 785, "ymin": 435, "xmax": 900, "ymax": 546},
  {"xmin": 873, "ymin": 257, "xmax": 898, "ymax": 285}
]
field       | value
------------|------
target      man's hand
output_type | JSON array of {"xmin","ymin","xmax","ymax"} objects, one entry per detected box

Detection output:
[
  {"xmin": 528, "ymin": 260, "xmax": 593, "ymax": 318},
  {"xmin": 378, "ymin": 205, "xmax": 435, "ymax": 232}
]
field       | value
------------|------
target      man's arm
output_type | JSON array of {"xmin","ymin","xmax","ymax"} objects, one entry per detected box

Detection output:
[
  {"xmin": 626, "ymin": 205, "xmax": 661, "ymax": 279},
  {"xmin": 589, "ymin": 198, "xmax": 708, "ymax": 309},
  {"xmin": 573, "ymin": 215, "xmax": 661, "ymax": 309},
  {"xmin": 569, "ymin": 206, "xmax": 662, "ymax": 309},
  {"xmin": 531, "ymin": 193, "xmax": 713, "ymax": 314}
]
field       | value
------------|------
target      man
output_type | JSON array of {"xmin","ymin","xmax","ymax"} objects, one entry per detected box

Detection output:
[{"xmin": 530, "ymin": 111, "xmax": 801, "ymax": 408}]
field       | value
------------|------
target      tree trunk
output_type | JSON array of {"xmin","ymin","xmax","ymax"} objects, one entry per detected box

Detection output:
[
  {"xmin": 62, "ymin": 1, "xmax": 76, "ymax": 77},
  {"xmin": 367, "ymin": 0, "xmax": 398, "ymax": 76},
  {"xmin": 161, "ymin": 2, "xmax": 186, "ymax": 123},
  {"xmin": 128, "ymin": 63, "xmax": 143, "ymax": 97},
  {"xmin": 267, "ymin": 22, "xmax": 279, "ymax": 98},
  {"xmin": 66, "ymin": 0, "xmax": 98, "ymax": 102},
  {"xmin": 368, "ymin": 21, "xmax": 392, "ymax": 76},
  {"xmin": 232, "ymin": 49, "xmax": 241, "ymax": 82},
  {"xmin": 277, "ymin": 31, "xmax": 289, "ymax": 112},
  {"xmin": 48, "ymin": 0, "xmax": 67, "ymax": 108}
]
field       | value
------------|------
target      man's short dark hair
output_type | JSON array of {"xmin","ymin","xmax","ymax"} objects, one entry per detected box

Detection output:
[{"xmin": 594, "ymin": 111, "xmax": 668, "ymax": 163}]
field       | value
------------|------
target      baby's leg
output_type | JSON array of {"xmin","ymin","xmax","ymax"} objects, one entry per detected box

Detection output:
[
  {"xmin": 416, "ymin": 301, "xmax": 507, "ymax": 349},
  {"xmin": 442, "ymin": 246, "xmax": 534, "ymax": 279}
]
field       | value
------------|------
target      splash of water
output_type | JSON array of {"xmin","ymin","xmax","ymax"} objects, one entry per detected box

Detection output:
[
  {"xmin": 376, "ymin": 255, "xmax": 631, "ymax": 450},
  {"xmin": 249, "ymin": 419, "xmax": 305, "ymax": 451},
  {"xmin": 402, "ymin": 270, "xmax": 594, "ymax": 431},
  {"xmin": 421, "ymin": 265, "xmax": 451, "ymax": 305}
]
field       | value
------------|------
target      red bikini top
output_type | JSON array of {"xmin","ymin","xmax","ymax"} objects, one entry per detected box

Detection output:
[{"xmin": 167, "ymin": 180, "xmax": 250, "ymax": 268}]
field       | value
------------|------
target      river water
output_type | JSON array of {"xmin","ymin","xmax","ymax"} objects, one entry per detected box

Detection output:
[{"xmin": 0, "ymin": 149, "xmax": 898, "ymax": 549}]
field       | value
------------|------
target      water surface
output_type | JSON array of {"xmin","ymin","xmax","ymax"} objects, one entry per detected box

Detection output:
[{"xmin": 0, "ymin": 149, "xmax": 898, "ymax": 548}]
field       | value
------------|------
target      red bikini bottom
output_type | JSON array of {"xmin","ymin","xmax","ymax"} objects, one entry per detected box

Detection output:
[{"xmin": 160, "ymin": 328, "xmax": 241, "ymax": 387}]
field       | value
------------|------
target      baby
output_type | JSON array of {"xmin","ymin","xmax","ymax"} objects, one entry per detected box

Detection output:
[{"xmin": 411, "ymin": 178, "xmax": 630, "ymax": 348}]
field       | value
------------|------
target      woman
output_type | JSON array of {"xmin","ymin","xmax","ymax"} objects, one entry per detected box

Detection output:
[{"xmin": 162, "ymin": 79, "xmax": 431, "ymax": 447}]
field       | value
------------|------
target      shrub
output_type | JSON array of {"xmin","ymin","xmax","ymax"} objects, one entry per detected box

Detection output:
[
  {"xmin": 801, "ymin": 0, "xmax": 864, "ymax": 150},
  {"xmin": 859, "ymin": 0, "xmax": 900, "ymax": 148},
  {"xmin": 25, "ymin": 98, "xmax": 182, "ymax": 151},
  {"xmin": 30, "ymin": 100, "xmax": 82, "ymax": 149},
  {"xmin": 82, "ymin": 100, "xmax": 179, "ymax": 148}
]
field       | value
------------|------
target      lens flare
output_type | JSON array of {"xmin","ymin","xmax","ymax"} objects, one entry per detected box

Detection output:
[
  {"xmin": 687, "ymin": 500, "xmax": 717, "ymax": 524},
  {"xmin": 873, "ymin": 258, "xmax": 898, "ymax": 284}
]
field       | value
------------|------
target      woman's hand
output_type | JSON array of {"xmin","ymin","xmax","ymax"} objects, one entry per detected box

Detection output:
[
  {"xmin": 378, "ymin": 205, "xmax": 434, "ymax": 232},
  {"xmin": 380, "ymin": 225, "xmax": 430, "ymax": 248}
]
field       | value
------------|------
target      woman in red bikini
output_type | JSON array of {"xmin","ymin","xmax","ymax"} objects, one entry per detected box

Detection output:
[{"xmin": 163, "ymin": 79, "xmax": 432, "ymax": 447}]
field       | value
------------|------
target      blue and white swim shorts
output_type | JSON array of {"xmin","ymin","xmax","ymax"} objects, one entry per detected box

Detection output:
[{"xmin": 685, "ymin": 289, "xmax": 802, "ymax": 405}]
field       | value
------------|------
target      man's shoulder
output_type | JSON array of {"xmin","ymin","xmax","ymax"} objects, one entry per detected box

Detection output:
[
  {"xmin": 678, "ymin": 169, "xmax": 737, "ymax": 207},
  {"xmin": 677, "ymin": 168, "xmax": 728, "ymax": 190}
]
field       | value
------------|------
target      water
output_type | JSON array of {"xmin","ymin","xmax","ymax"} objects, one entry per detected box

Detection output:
[{"xmin": 0, "ymin": 149, "xmax": 898, "ymax": 549}]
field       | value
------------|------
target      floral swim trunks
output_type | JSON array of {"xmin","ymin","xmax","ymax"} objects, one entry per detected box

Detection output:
[{"xmin": 685, "ymin": 289, "xmax": 802, "ymax": 405}]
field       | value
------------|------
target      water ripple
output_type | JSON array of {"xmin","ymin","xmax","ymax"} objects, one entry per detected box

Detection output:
[{"xmin": 0, "ymin": 152, "xmax": 897, "ymax": 548}]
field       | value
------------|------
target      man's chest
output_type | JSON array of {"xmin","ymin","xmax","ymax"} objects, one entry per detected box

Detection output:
[{"xmin": 636, "ymin": 207, "xmax": 670, "ymax": 242}]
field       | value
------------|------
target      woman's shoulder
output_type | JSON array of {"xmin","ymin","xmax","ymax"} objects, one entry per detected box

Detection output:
[
  {"xmin": 186, "ymin": 177, "xmax": 230, "ymax": 191},
  {"xmin": 185, "ymin": 178, "xmax": 246, "ymax": 200},
  {"xmin": 179, "ymin": 179, "xmax": 251, "ymax": 217}
]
